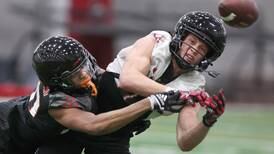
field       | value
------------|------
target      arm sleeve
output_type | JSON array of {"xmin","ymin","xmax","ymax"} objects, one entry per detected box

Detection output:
[{"xmin": 48, "ymin": 92, "xmax": 91, "ymax": 111}]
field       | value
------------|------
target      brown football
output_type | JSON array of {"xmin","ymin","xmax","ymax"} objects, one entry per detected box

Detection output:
[{"xmin": 218, "ymin": 0, "xmax": 259, "ymax": 28}]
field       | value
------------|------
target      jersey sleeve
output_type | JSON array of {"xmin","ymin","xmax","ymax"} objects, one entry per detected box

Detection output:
[
  {"xmin": 147, "ymin": 30, "xmax": 173, "ymax": 80},
  {"xmin": 106, "ymin": 45, "xmax": 133, "ymax": 74},
  {"xmin": 48, "ymin": 92, "xmax": 93, "ymax": 111}
]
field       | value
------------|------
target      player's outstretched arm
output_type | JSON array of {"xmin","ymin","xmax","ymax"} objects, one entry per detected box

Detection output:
[
  {"xmin": 176, "ymin": 105, "xmax": 209, "ymax": 151},
  {"xmin": 49, "ymin": 91, "xmax": 185, "ymax": 136},
  {"xmin": 49, "ymin": 98, "xmax": 151, "ymax": 136},
  {"xmin": 176, "ymin": 89, "xmax": 225, "ymax": 151}
]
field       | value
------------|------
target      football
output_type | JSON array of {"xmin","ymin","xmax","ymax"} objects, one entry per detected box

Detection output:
[{"xmin": 218, "ymin": 0, "xmax": 259, "ymax": 28}]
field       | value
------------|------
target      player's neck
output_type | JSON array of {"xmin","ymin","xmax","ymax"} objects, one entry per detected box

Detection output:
[{"xmin": 172, "ymin": 60, "xmax": 185, "ymax": 77}]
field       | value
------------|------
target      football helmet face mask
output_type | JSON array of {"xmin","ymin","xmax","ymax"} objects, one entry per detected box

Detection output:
[
  {"xmin": 61, "ymin": 59, "xmax": 98, "ymax": 96},
  {"xmin": 32, "ymin": 36, "xmax": 100, "ymax": 95},
  {"xmin": 170, "ymin": 11, "xmax": 227, "ymax": 71}
]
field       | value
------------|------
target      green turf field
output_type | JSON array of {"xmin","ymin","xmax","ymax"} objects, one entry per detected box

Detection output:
[{"xmin": 131, "ymin": 104, "xmax": 274, "ymax": 154}]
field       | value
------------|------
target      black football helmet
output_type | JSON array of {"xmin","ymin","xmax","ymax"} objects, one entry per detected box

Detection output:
[
  {"xmin": 32, "ymin": 36, "xmax": 101, "ymax": 93},
  {"xmin": 169, "ymin": 11, "xmax": 227, "ymax": 71}
]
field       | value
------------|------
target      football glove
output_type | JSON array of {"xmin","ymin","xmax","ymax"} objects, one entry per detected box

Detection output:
[
  {"xmin": 148, "ymin": 90, "xmax": 184, "ymax": 113},
  {"xmin": 201, "ymin": 89, "xmax": 226, "ymax": 127},
  {"xmin": 185, "ymin": 90, "xmax": 209, "ymax": 106},
  {"xmin": 148, "ymin": 90, "xmax": 209, "ymax": 114},
  {"xmin": 132, "ymin": 120, "xmax": 151, "ymax": 136}
]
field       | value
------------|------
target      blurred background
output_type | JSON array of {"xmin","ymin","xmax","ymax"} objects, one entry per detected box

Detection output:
[{"xmin": 0, "ymin": 0, "xmax": 273, "ymax": 153}]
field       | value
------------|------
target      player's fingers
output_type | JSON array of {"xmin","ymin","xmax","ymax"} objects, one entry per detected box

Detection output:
[
  {"xmin": 204, "ymin": 97, "xmax": 213, "ymax": 106},
  {"xmin": 212, "ymin": 95, "xmax": 224, "ymax": 107},
  {"xmin": 192, "ymin": 95, "xmax": 202, "ymax": 103},
  {"xmin": 213, "ymin": 93, "xmax": 225, "ymax": 109},
  {"xmin": 218, "ymin": 89, "xmax": 226, "ymax": 102},
  {"xmin": 215, "ymin": 107, "xmax": 224, "ymax": 115},
  {"xmin": 217, "ymin": 98, "xmax": 225, "ymax": 108},
  {"xmin": 212, "ymin": 100, "xmax": 225, "ymax": 116},
  {"xmin": 200, "ymin": 91, "xmax": 209, "ymax": 101},
  {"xmin": 209, "ymin": 102, "xmax": 217, "ymax": 109},
  {"xmin": 198, "ymin": 97, "xmax": 209, "ymax": 107},
  {"xmin": 208, "ymin": 96, "xmax": 218, "ymax": 110}
]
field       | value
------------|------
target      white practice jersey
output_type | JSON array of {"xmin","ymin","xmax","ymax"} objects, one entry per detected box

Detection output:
[{"xmin": 107, "ymin": 30, "xmax": 206, "ymax": 92}]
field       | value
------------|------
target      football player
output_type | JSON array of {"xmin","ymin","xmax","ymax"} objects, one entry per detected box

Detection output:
[
  {"xmin": 0, "ymin": 36, "xmax": 193, "ymax": 154},
  {"xmin": 105, "ymin": 11, "xmax": 227, "ymax": 152}
]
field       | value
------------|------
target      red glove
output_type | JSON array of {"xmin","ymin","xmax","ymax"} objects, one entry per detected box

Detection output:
[
  {"xmin": 179, "ymin": 90, "xmax": 209, "ymax": 106},
  {"xmin": 201, "ymin": 89, "xmax": 226, "ymax": 127}
]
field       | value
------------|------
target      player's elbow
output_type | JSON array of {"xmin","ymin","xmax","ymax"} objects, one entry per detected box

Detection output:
[
  {"xmin": 177, "ymin": 136, "xmax": 196, "ymax": 152},
  {"xmin": 177, "ymin": 141, "xmax": 195, "ymax": 152}
]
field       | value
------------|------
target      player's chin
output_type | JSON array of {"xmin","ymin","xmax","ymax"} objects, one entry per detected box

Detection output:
[{"xmin": 183, "ymin": 57, "xmax": 193, "ymax": 64}]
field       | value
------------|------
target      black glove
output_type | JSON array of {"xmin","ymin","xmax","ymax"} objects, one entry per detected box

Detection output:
[
  {"xmin": 200, "ymin": 89, "xmax": 226, "ymax": 127},
  {"xmin": 132, "ymin": 120, "xmax": 151, "ymax": 136},
  {"xmin": 148, "ymin": 90, "xmax": 185, "ymax": 113}
]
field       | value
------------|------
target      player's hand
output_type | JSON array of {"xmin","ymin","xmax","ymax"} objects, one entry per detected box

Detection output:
[
  {"xmin": 201, "ymin": 89, "xmax": 225, "ymax": 127},
  {"xmin": 148, "ymin": 90, "xmax": 185, "ymax": 113},
  {"xmin": 183, "ymin": 90, "xmax": 209, "ymax": 106}
]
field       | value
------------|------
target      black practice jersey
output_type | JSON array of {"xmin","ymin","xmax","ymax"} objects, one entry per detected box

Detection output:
[
  {"xmin": 74, "ymin": 71, "xmax": 151, "ymax": 154},
  {"xmin": 8, "ymin": 82, "xmax": 97, "ymax": 151}
]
